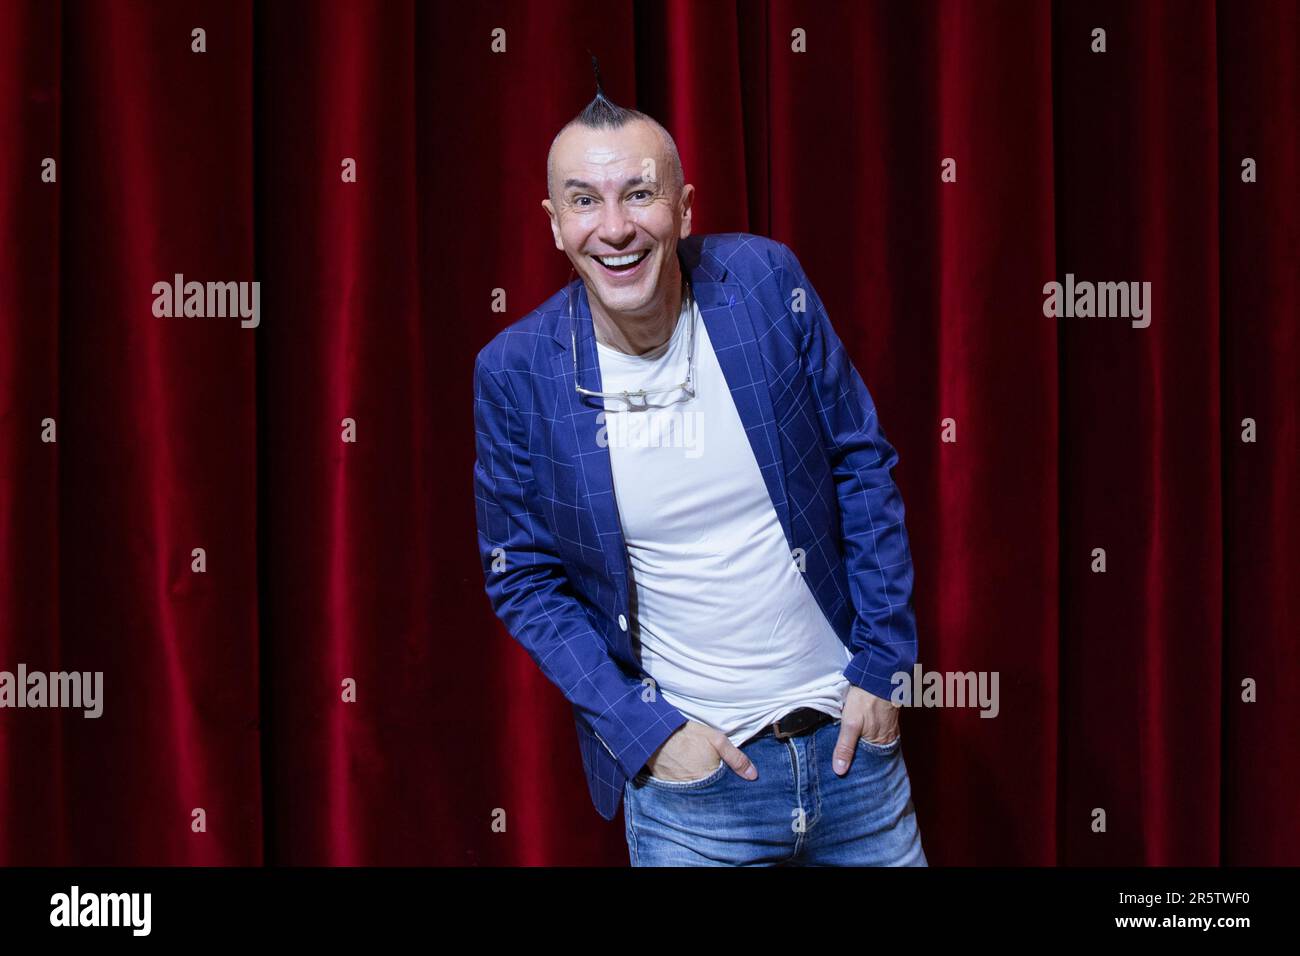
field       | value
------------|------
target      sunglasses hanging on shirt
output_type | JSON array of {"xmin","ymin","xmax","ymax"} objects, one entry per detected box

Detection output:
[{"xmin": 568, "ymin": 267, "xmax": 697, "ymax": 410}]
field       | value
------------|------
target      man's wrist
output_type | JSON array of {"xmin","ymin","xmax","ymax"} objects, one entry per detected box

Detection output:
[
  {"xmin": 843, "ymin": 648, "xmax": 903, "ymax": 704},
  {"xmin": 606, "ymin": 694, "xmax": 688, "ymax": 780}
]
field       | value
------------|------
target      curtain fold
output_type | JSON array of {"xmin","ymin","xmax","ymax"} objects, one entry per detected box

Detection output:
[{"xmin": 0, "ymin": 0, "xmax": 1294, "ymax": 866}]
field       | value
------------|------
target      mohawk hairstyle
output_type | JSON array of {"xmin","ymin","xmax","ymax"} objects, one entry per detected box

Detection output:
[
  {"xmin": 546, "ymin": 52, "xmax": 684, "ymax": 202},
  {"xmin": 577, "ymin": 51, "xmax": 637, "ymax": 126}
]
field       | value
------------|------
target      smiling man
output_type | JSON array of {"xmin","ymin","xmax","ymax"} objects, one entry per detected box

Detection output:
[{"xmin": 473, "ymin": 83, "xmax": 927, "ymax": 866}]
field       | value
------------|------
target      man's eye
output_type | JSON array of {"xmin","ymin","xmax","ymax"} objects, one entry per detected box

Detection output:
[
  {"xmin": 574, "ymin": 196, "xmax": 594, "ymax": 207},
  {"xmin": 629, "ymin": 190, "xmax": 651, "ymax": 200}
]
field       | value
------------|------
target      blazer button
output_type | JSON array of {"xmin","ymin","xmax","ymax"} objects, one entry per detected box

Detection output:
[{"xmin": 618, "ymin": 614, "xmax": 628, "ymax": 631}]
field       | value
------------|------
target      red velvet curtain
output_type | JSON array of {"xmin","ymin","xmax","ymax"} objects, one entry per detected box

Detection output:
[{"xmin": 0, "ymin": 0, "xmax": 1294, "ymax": 866}]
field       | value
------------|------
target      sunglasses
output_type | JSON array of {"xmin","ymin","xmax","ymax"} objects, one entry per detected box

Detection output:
[{"xmin": 567, "ymin": 268, "xmax": 697, "ymax": 410}]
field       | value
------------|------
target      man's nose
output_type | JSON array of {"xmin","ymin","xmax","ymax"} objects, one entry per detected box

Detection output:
[{"xmin": 597, "ymin": 203, "xmax": 635, "ymax": 245}]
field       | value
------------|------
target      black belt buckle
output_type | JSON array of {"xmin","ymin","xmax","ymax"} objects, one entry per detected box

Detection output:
[{"xmin": 770, "ymin": 707, "xmax": 825, "ymax": 741}]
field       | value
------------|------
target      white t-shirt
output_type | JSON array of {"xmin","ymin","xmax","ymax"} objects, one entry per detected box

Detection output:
[{"xmin": 595, "ymin": 291, "xmax": 852, "ymax": 748}]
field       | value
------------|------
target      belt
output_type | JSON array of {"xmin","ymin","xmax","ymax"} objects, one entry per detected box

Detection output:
[{"xmin": 743, "ymin": 707, "xmax": 834, "ymax": 747}]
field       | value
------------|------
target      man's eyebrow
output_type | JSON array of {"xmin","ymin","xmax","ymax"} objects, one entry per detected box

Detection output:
[{"xmin": 563, "ymin": 176, "xmax": 649, "ymax": 192}]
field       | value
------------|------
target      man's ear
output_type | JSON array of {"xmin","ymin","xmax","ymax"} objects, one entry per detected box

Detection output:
[
  {"xmin": 541, "ymin": 199, "xmax": 563, "ymax": 250},
  {"xmin": 678, "ymin": 184, "xmax": 694, "ymax": 240}
]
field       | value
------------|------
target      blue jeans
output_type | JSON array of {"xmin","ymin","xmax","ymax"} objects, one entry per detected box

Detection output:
[{"xmin": 623, "ymin": 716, "xmax": 928, "ymax": 866}]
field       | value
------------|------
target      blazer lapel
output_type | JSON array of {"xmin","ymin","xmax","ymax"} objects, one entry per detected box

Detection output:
[
  {"xmin": 692, "ymin": 276, "xmax": 794, "ymax": 549},
  {"xmin": 550, "ymin": 277, "xmax": 629, "ymax": 589}
]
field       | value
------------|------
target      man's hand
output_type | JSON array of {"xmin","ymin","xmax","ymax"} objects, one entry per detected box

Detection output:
[
  {"xmin": 643, "ymin": 720, "xmax": 759, "ymax": 782},
  {"xmin": 832, "ymin": 685, "xmax": 901, "ymax": 775}
]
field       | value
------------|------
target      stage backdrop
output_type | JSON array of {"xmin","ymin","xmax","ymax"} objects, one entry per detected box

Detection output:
[{"xmin": 0, "ymin": 0, "xmax": 1295, "ymax": 865}]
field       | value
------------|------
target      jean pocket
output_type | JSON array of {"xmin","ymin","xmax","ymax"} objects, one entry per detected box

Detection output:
[
  {"xmin": 856, "ymin": 733, "xmax": 901, "ymax": 755},
  {"xmin": 640, "ymin": 758, "xmax": 728, "ymax": 790}
]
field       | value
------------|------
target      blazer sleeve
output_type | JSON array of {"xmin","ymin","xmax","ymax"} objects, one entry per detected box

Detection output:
[
  {"xmin": 773, "ymin": 241, "xmax": 919, "ymax": 703},
  {"xmin": 472, "ymin": 352, "xmax": 688, "ymax": 778}
]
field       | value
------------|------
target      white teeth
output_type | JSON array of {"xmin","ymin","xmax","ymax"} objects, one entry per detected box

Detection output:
[{"xmin": 595, "ymin": 250, "xmax": 648, "ymax": 267}]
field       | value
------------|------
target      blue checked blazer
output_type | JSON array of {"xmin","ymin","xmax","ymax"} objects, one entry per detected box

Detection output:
[{"xmin": 473, "ymin": 232, "xmax": 918, "ymax": 821}]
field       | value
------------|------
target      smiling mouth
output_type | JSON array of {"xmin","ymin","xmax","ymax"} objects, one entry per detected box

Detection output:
[{"xmin": 591, "ymin": 249, "xmax": 651, "ymax": 273}]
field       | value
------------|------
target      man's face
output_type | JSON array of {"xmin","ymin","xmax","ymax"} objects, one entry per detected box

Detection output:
[{"xmin": 542, "ymin": 119, "xmax": 693, "ymax": 322}]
